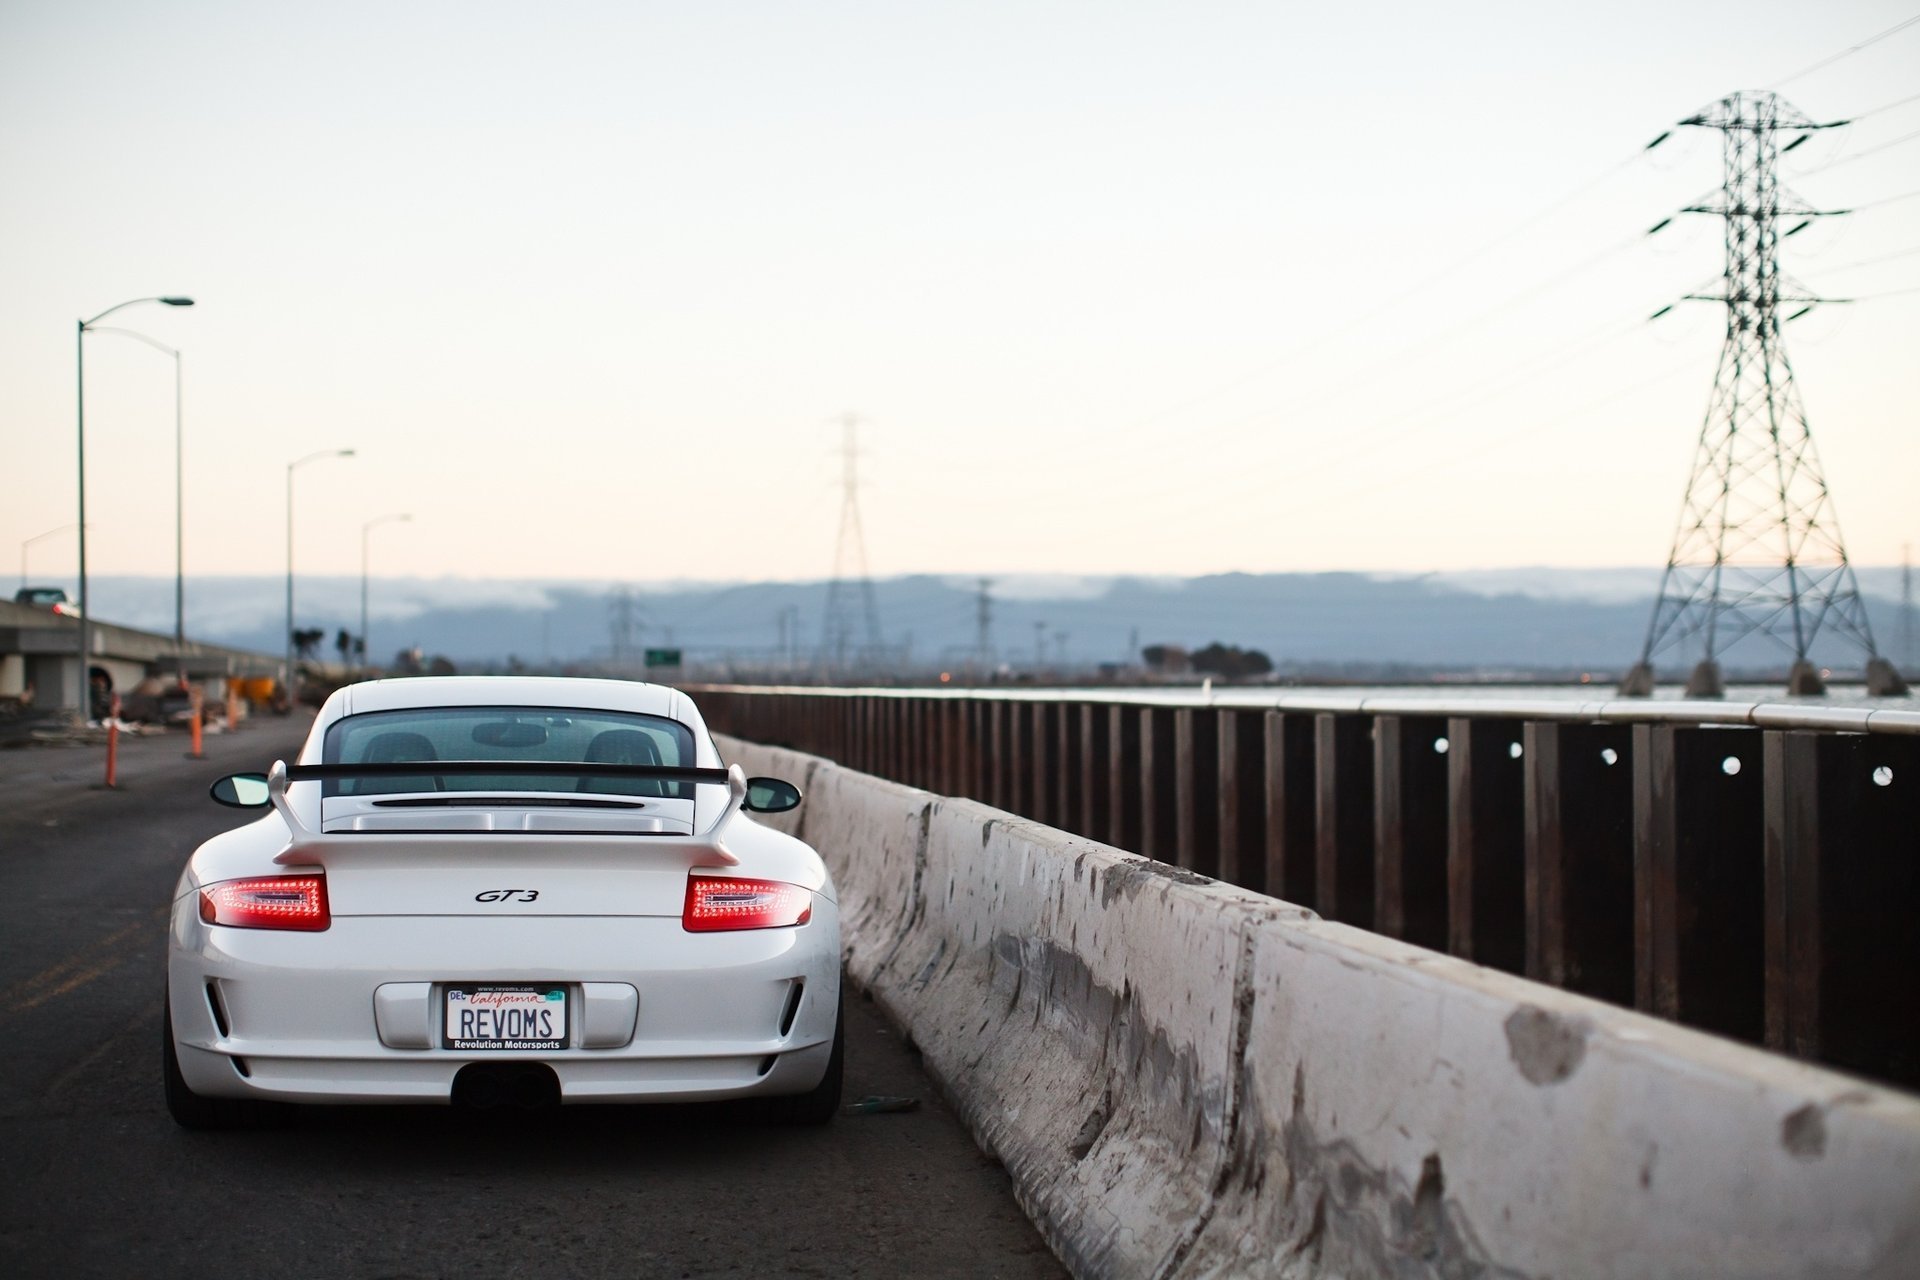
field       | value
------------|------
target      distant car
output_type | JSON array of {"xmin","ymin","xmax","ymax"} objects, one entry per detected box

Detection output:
[
  {"xmin": 164, "ymin": 676, "xmax": 840, "ymax": 1127},
  {"xmin": 13, "ymin": 586, "xmax": 79, "ymax": 617}
]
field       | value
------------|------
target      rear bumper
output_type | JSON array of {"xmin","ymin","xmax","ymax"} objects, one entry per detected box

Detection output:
[{"xmin": 166, "ymin": 903, "xmax": 841, "ymax": 1105}]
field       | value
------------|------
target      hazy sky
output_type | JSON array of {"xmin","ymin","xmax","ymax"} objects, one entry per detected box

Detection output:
[{"xmin": 3, "ymin": 1, "xmax": 1916, "ymax": 589}]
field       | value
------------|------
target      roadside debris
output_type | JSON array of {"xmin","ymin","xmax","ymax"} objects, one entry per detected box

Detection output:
[{"xmin": 844, "ymin": 1095, "xmax": 921, "ymax": 1115}]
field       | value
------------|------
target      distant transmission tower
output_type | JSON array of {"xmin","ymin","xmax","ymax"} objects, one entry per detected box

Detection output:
[
  {"xmin": 973, "ymin": 577, "xmax": 995, "ymax": 676},
  {"xmin": 817, "ymin": 413, "xmax": 884, "ymax": 675},
  {"xmin": 608, "ymin": 586, "xmax": 640, "ymax": 671},
  {"xmin": 1623, "ymin": 91, "xmax": 1906, "ymax": 699},
  {"xmin": 1904, "ymin": 544, "xmax": 1915, "ymax": 673}
]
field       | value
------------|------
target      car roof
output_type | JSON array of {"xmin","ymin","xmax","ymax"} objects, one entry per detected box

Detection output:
[{"xmin": 339, "ymin": 676, "xmax": 687, "ymax": 721}]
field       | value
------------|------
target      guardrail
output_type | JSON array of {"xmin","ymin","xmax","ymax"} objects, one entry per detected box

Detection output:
[{"xmin": 692, "ymin": 685, "xmax": 1920, "ymax": 1091}]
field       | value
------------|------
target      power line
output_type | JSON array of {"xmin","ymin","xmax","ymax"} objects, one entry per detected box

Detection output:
[
  {"xmin": 1771, "ymin": 12, "xmax": 1920, "ymax": 88},
  {"xmin": 1101, "ymin": 144, "xmax": 1658, "ymax": 441},
  {"xmin": 1815, "ymin": 243, "xmax": 1920, "ymax": 273},
  {"xmin": 1800, "ymin": 126, "xmax": 1920, "ymax": 174},
  {"xmin": 1853, "ymin": 90, "xmax": 1920, "ymax": 120},
  {"xmin": 1849, "ymin": 187, "xmax": 1920, "ymax": 210},
  {"xmin": 1146, "ymin": 227, "xmax": 1650, "ymax": 464}
]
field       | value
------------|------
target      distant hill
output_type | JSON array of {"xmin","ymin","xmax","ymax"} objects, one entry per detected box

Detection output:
[{"xmin": 73, "ymin": 569, "xmax": 1917, "ymax": 679}]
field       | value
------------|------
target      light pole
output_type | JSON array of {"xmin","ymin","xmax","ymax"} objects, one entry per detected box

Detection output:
[
  {"xmin": 20, "ymin": 523, "xmax": 88, "ymax": 592},
  {"xmin": 360, "ymin": 513, "xmax": 411, "ymax": 673},
  {"xmin": 77, "ymin": 296, "xmax": 192, "ymax": 715},
  {"xmin": 86, "ymin": 327, "xmax": 185, "ymax": 647},
  {"xmin": 286, "ymin": 449, "xmax": 356, "ymax": 694}
]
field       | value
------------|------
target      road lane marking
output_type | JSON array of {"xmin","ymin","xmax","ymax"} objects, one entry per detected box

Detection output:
[
  {"xmin": 43, "ymin": 1008, "xmax": 151, "ymax": 1101},
  {"xmin": 0, "ymin": 907, "xmax": 170, "ymax": 1020}
]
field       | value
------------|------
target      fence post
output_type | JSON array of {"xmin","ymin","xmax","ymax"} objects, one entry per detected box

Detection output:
[
  {"xmin": 1217, "ymin": 709, "xmax": 1265, "ymax": 892},
  {"xmin": 1446, "ymin": 717, "xmax": 1526, "ymax": 972},
  {"xmin": 1028, "ymin": 702, "xmax": 1053, "ymax": 827},
  {"xmin": 1080, "ymin": 703, "xmax": 1111, "ymax": 843},
  {"xmin": 1524, "ymin": 720, "xmax": 1635, "ymax": 1003},
  {"xmin": 1314, "ymin": 713, "xmax": 1375, "ymax": 927},
  {"xmin": 1374, "ymin": 714, "xmax": 1449, "ymax": 948},
  {"xmin": 1634, "ymin": 724, "xmax": 1765, "ymax": 1042},
  {"xmin": 1264, "ymin": 711, "xmax": 1317, "ymax": 906},
  {"xmin": 1109, "ymin": 705, "xmax": 1142, "ymax": 852},
  {"xmin": 1140, "ymin": 706, "xmax": 1177, "ymax": 862},
  {"xmin": 1174, "ymin": 707, "xmax": 1220, "ymax": 876},
  {"xmin": 1764, "ymin": 730, "xmax": 1920, "ymax": 1088}
]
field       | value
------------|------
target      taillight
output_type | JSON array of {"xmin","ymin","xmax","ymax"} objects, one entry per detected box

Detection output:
[
  {"xmin": 682, "ymin": 875, "xmax": 812, "ymax": 932},
  {"xmin": 198, "ymin": 875, "xmax": 330, "ymax": 931}
]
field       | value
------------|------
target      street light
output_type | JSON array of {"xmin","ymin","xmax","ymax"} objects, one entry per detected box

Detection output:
[
  {"xmin": 77, "ymin": 296, "xmax": 192, "ymax": 714},
  {"xmin": 20, "ymin": 523, "xmax": 89, "ymax": 592},
  {"xmin": 86, "ymin": 327, "xmax": 185, "ymax": 648},
  {"xmin": 286, "ymin": 449, "xmax": 356, "ymax": 694},
  {"xmin": 360, "ymin": 513, "xmax": 412, "ymax": 673}
]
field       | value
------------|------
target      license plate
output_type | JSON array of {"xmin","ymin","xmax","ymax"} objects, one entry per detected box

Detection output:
[{"xmin": 443, "ymin": 985, "xmax": 568, "ymax": 1050}]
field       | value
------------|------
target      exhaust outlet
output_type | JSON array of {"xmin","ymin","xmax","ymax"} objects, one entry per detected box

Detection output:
[{"xmin": 452, "ymin": 1062, "xmax": 560, "ymax": 1111}]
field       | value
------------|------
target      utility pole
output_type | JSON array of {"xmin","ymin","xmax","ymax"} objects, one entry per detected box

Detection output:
[
  {"xmin": 1623, "ymin": 91, "xmax": 1905, "ymax": 698},
  {"xmin": 817, "ymin": 413, "xmax": 885, "ymax": 677}
]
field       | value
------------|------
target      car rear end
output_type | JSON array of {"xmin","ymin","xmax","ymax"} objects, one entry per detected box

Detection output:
[{"xmin": 166, "ymin": 684, "xmax": 840, "ymax": 1115}]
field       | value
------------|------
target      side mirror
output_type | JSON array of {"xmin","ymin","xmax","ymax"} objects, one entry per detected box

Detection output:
[
  {"xmin": 743, "ymin": 776, "xmax": 802, "ymax": 814},
  {"xmin": 210, "ymin": 772, "xmax": 272, "ymax": 808}
]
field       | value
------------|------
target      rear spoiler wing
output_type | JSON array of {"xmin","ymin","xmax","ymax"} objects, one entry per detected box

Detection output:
[{"xmin": 265, "ymin": 759, "xmax": 750, "ymax": 868}]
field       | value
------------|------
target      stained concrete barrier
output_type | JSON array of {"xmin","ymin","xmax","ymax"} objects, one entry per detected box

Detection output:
[
  {"xmin": 1188, "ymin": 921, "xmax": 1920, "ymax": 1278},
  {"xmin": 866, "ymin": 799, "xmax": 1306, "ymax": 1278},
  {"xmin": 715, "ymin": 736, "xmax": 1920, "ymax": 1278}
]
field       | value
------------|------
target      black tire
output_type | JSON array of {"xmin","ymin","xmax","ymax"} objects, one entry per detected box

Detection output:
[
  {"xmin": 756, "ymin": 991, "xmax": 844, "ymax": 1126},
  {"xmin": 162, "ymin": 995, "xmax": 282, "ymax": 1131}
]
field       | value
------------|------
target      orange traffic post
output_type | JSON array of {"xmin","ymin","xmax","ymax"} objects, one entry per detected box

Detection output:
[
  {"xmin": 189, "ymin": 686, "xmax": 205, "ymax": 759},
  {"xmin": 104, "ymin": 694, "xmax": 120, "ymax": 789}
]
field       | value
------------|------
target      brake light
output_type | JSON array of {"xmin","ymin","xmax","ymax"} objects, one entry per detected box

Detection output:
[
  {"xmin": 198, "ymin": 875, "xmax": 331, "ymax": 931},
  {"xmin": 682, "ymin": 875, "xmax": 812, "ymax": 932}
]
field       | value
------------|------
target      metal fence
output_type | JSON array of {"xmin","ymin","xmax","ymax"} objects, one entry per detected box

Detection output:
[{"xmin": 692, "ymin": 685, "xmax": 1920, "ymax": 1091}]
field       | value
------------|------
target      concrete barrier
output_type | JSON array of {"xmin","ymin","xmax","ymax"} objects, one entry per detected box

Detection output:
[
  {"xmin": 1188, "ymin": 918, "xmax": 1920, "ymax": 1278},
  {"xmin": 714, "ymin": 734, "xmax": 1920, "ymax": 1278},
  {"xmin": 866, "ymin": 800, "xmax": 1310, "ymax": 1277}
]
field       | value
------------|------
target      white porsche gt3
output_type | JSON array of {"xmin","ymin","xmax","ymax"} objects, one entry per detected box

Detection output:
[{"xmin": 164, "ymin": 676, "xmax": 841, "ymax": 1128}]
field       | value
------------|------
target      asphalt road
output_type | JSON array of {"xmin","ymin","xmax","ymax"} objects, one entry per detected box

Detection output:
[{"xmin": 0, "ymin": 712, "xmax": 1061, "ymax": 1279}]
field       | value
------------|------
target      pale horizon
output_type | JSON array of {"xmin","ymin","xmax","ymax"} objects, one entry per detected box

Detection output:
[{"xmin": 4, "ymin": 1, "xmax": 1916, "ymax": 587}]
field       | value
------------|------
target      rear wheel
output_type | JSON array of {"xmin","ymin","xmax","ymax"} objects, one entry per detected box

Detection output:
[
  {"xmin": 756, "ymin": 992, "xmax": 844, "ymax": 1126},
  {"xmin": 162, "ymin": 995, "xmax": 282, "ymax": 1131}
]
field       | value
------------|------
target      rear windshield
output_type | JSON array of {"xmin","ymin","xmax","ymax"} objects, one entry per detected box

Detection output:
[{"xmin": 321, "ymin": 706, "xmax": 699, "ymax": 799}]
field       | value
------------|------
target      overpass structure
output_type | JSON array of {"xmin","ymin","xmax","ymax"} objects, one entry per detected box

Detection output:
[
  {"xmin": 0, "ymin": 599, "xmax": 278, "ymax": 713},
  {"xmin": 700, "ymin": 685, "xmax": 1920, "ymax": 1276}
]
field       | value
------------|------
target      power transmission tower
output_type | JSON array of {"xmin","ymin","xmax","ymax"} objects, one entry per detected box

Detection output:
[
  {"xmin": 973, "ymin": 578, "xmax": 994, "ymax": 676},
  {"xmin": 608, "ymin": 586, "xmax": 640, "ymax": 671},
  {"xmin": 1903, "ymin": 544, "xmax": 1914, "ymax": 673},
  {"xmin": 1623, "ymin": 91, "xmax": 1906, "ymax": 699},
  {"xmin": 817, "ymin": 413, "xmax": 885, "ymax": 676}
]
